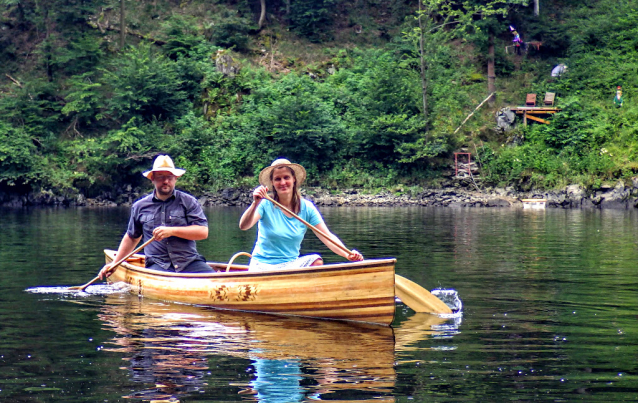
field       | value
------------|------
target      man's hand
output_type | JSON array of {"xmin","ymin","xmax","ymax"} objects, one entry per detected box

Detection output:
[
  {"xmin": 152, "ymin": 226, "xmax": 174, "ymax": 241},
  {"xmin": 98, "ymin": 263, "xmax": 115, "ymax": 280}
]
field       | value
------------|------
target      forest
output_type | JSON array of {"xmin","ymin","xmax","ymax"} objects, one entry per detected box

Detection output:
[{"xmin": 1, "ymin": 0, "xmax": 636, "ymax": 200}]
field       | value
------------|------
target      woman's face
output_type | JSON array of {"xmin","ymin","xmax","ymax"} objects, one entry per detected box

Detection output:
[{"xmin": 271, "ymin": 167, "xmax": 296, "ymax": 194}]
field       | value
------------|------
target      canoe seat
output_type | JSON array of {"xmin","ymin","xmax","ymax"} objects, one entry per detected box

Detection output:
[{"xmin": 126, "ymin": 256, "xmax": 145, "ymax": 267}]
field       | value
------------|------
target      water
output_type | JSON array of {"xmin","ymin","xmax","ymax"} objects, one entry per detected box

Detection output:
[{"xmin": 2, "ymin": 206, "xmax": 638, "ymax": 401}]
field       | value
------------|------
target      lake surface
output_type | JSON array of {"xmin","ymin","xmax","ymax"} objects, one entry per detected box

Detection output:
[{"xmin": 2, "ymin": 206, "xmax": 638, "ymax": 402}]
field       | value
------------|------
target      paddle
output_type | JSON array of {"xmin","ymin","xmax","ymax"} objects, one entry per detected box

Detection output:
[
  {"xmin": 263, "ymin": 195, "xmax": 452, "ymax": 314},
  {"xmin": 69, "ymin": 236, "xmax": 156, "ymax": 291}
]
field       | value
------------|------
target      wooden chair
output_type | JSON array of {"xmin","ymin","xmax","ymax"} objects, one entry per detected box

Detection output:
[
  {"xmin": 544, "ymin": 92, "xmax": 556, "ymax": 106},
  {"xmin": 526, "ymin": 93, "xmax": 536, "ymax": 107}
]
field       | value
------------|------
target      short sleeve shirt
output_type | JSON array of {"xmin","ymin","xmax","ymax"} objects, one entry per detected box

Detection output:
[
  {"xmin": 251, "ymin": 199, "xmax": 324, "ymax": 264},
  {"xmin": 127, "ymin": 189, "xmax": 207, "ymax": 272}
]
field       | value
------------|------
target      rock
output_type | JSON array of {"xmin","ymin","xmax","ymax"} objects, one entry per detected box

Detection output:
[
  {"xmin": 485, "ymin": 198, "xmax": 511, "ymax": 207},
  {"xmin": 76, "ymin": 194, "xmax": 86, "ymax": 206}
]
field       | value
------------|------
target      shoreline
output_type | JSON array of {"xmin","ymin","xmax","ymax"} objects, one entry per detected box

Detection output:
[{"xmin": 2, "ymin": 181, "xmax": 637, "ymax": 209}]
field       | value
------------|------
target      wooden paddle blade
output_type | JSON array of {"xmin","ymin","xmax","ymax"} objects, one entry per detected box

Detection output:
[
  {"xmin": 395, "ymin": 274, "xmax": 453, "ymax": 314},
  {"xmin": 68, "ymin": 276, "xmax": 100, "ymax": 291}
]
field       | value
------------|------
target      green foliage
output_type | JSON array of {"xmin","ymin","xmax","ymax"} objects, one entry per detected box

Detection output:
[
  {"xmin": 289, "ymin": 0, "xmax": 336, "ymax": 42},
  {"xmin": 359, "ymin": 114, "xmax": 423, "ymax": 164},
  {"xmin": 207, "ymin": 10, "xmax": 253, "ymax": 51},
  {"xmin": 529, "ymin": 97, "xmax": 594, "ymax": 151},
  {"xmin": 0, "ymin": 79, "xmax": 63, "ymax": 142},
  {"xmin": 100, "ymin": 43, "xmax": 190, "ymax": 122},
  {"xmin": 231, "ymin": 73, "xmax": 347, "ymax": 176},
  {"xmin": 161, "ymin": 15, "xmax": 206, "ymax": 60},
  {"xmin": 61, "ymin": 72, "xmax": 104, "ymax": 130},
  {"xmin": 0, "ymin": 121, "xmax": 44, "ymax": 188},
  {"xmin": 4, "ymin": 0, "xmax": 638, "ymax": 198}
]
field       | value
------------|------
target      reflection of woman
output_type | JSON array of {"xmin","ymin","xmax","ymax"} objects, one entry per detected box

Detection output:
[
  {"xmin": 239, "ymin": 158, "xmax": 362, "ymax": 271},
  {"xmin": 250, "ymin": 357, "xmax": 303, "ymax": 402}
]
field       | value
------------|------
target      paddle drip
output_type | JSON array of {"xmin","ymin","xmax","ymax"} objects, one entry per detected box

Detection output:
[{"xmin": 431, "ymin": 289, "xmax": 463, "ymax": 314}]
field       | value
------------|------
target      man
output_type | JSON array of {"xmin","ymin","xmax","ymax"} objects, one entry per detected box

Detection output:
[{"xmin": 99, "ymin": 155, "xmax": 212, "ymax": 280}]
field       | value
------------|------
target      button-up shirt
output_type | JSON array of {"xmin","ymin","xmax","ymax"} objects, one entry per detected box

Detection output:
[{"xmin": 127, "ymin": 189, "xmax": 208, "ymax": 272}]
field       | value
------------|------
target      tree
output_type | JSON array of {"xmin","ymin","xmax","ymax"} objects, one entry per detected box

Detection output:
[
  {"xmin": 410, "ymin": 0, "xmax": 530, "ymax": 118},
  {"xmin": 472, "ymin": 0, "xmax": 529, "ymax": 104},
  {"xmin": 120, "ymin": 0, "xmax": 126, "ymax": 48}
]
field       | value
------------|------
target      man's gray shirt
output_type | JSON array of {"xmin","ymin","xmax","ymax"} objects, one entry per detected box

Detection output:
[{"xmin": 127, "ymin": 189, "xmax": 207, "ymax": 272}]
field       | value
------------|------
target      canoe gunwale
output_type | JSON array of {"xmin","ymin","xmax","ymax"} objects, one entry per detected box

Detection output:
[{"xmin": 104, "ymin": 249, "xmax": 397, "ymax": 279}]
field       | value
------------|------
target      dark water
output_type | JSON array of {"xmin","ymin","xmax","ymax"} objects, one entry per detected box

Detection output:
[{"xmin": 2, "ymin": 206, "xmax": 638, "ymax": 401}]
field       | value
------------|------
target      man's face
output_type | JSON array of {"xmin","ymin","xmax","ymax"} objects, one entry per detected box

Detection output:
[{"xmin": 152, "ymin": 170, "xmax": 177, "ymax": 197}]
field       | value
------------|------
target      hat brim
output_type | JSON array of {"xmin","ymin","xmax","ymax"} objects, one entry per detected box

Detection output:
[
  {"xmin": 259, "ymin": 163, "xmax": 306, "ymax": 188},
  {"xmin": 142, "ymin": 168, "xmax": 186, "ymax": 180}
]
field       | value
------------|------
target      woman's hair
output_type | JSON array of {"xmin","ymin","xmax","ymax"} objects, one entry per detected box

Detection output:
[{"xmin": 271, "ymin": 166, "xmax": 302, "ymax": 213}]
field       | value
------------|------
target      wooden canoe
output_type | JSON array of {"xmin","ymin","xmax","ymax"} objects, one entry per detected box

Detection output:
[{"xmin": 104, "ymin": 249, "xmax": 397, "ymax": 326}]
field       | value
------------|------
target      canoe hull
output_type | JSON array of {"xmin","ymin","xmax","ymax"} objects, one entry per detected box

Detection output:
[{"xmin": 104, "ymin": 250, "xmax": 396, "ymax": 326}]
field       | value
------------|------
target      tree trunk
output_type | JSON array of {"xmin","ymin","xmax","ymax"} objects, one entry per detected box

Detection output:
[
  {"xmin": 285, "ymin": 0, "xmax": 290, "ymax": 15},
  {"xmin": 258, "ymin": 0, "xmax": 266, "ymax": 29},
  {"xmin": 43, "ymin": 5, "xmax": 53, "ymax": 81},
  {"xmin": 120, "ymin": 0, "xmax": 126, "ymax": 48},
  {"xmin": 487, "ymin": 33, "xmax": 495, "ymax": 106},
  {"xmin": 417, "ymin": 0, "xmax": 428, "ymax": 122},
  {"xmin": 534, "ymin": 0, "xmax": 539, "ymax": 16}
]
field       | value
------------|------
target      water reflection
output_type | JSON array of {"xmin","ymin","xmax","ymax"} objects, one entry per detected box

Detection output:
[{"xmin": 98, "ymin": 295, "xmax": 455, "ymax": 402}]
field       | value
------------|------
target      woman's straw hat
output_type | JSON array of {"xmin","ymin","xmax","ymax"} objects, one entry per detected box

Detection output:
[
  {"xmin": 258, "ymin": 158, "xmax": 307, "ymax": 188},
  {"xmin": 142, "ymin": 155, "xmax": 186, "ymax": 179}
]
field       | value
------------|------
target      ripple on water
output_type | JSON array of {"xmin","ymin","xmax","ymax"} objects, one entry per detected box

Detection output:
[{"xmin": 25, "ymin": 282, "xmax": 131, "ymax": 295}]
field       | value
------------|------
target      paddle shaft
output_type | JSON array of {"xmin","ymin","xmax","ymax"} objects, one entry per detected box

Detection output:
[
  {"xmin": 263, "ymin": 195, "xmax": 352, "ymax": 256},
  {"xmin": 73, "ymin": 236, "xmax": 156, "ymax": 291}
]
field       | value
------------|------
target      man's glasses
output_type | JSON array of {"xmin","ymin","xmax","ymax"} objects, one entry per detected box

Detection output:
[{"xmin": 154, "ymin": 174, "xmax": 177, "ymax": 182}]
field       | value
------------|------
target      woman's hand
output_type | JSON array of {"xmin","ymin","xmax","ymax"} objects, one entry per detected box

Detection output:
[
  {"xmin": 347, "ymin": 249, "xmax": 363, "ymax": 261},
  {"xmin": 240, "ymin": 187, "xmax": 266, "ymax": 230},
  {"xmin": 252, "ymin": 185, "xmax": 269, "ymax": 202}
]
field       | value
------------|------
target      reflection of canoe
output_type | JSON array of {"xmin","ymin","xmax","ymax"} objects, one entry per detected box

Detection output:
[
  {"xmin": 99, "ymin": 295, "xmax": 397, "ymax": 401},
  {"xmin": 104, "ymin": 249, "xmax": 396, "ymax": 326},
  {"xmin": 393, "ymin": 313, "xmax": 449, "ymax": 353}
]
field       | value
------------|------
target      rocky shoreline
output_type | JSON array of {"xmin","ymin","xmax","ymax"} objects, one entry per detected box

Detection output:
[{"xmin": 2, "ymin": 180, "xmax": 638, "ymax": 209}]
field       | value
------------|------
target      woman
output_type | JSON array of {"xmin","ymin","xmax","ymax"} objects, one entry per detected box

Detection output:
[{"xmin": 239, "ymin": 158, "xmax": 363, "ymax": 271}]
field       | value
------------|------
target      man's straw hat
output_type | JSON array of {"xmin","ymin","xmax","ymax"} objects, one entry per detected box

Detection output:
[
  {"xmin": 142, "ymin": 155, "xmax": 186, "ymax": 179},
  {"xmin": 258, "ymin": 158, "xmax": 307, "ymax": 188}
]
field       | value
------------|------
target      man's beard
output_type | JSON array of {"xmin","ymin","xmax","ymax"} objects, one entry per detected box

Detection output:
[{"xmin": 156, "ymin": 185, "xmax": 174, "ymax": 197}]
